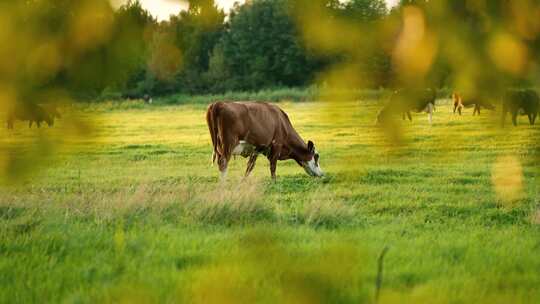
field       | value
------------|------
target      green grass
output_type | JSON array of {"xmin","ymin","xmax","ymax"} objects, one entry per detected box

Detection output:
[{"xmin": 1, "ymin": 99, "xmax": 539, "ymax": 303}]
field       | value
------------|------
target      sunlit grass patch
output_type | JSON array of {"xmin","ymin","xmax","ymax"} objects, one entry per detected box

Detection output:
[
  {"xmin": 183, "ymin": 179, "xmax": 276, "ymax": 226},
  {"xmin": 301, "ymin": 189, "xmax": 358, "ymax": 228}
]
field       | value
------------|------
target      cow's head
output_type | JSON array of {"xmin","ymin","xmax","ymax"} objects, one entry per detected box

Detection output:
[{"xmin": 300, "ymin": 140, "xmax": 324, "ymax": 177}]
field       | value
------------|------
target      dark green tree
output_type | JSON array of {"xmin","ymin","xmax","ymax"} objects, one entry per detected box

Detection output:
[
  {"xmin": 211, "ymin": 0, "xmax": 318, "ymax": 91},
  {"xmin": 110, "ymin": 0, "xmax": 157, "ymax": 97},
  {"xmin": 167, "ymin": 0, "xmax": 226, "ymax": 94}
]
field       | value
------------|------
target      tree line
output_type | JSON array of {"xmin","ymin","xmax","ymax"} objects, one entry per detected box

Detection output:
[
  {"xmin": 5, "ymin": 0, "xmax": 539, "ymax": 101},
  {"xmin": 106, "ymin": 0, "xmax": 393, "ymax": 99}
]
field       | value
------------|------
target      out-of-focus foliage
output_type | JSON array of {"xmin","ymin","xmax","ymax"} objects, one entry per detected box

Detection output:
[
  {"xmin": 295, "ymin": 0, "xmax": 540, "ymax": 95},
  {"xmin": 395, "ymin": 0, "xmax": 540, "ymax": 93},
  {"xmin": 4, "ymin": 0, "xmax": 539, "ymax": 99},
  {"xmin": 0, "ymin": 0, "xmax": 138, "ymax": 182},
  {"xmin": 292, "ymin": 0, "xmax": 391, "ymax": 90}
]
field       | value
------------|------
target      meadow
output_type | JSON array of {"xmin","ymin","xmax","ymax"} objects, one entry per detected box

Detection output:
[{"xmin": 1, "ymin": 98, "xmax": 539, "ymax": 303}]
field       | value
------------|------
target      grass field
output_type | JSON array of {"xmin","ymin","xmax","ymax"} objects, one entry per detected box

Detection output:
[{"xmin": 1, "ymin": 99, "xmax": 539, "ymax": 303}]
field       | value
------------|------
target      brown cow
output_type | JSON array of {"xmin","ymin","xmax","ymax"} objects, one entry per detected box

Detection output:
[
  {"xmin": 502, "ymin": 89, "xmax": 540, "ymax": 126},
  {"xmin": 6, "ymin": 102, "xmax": 55, "ymax": 129},
  {"xmin": 377, "ymin": 89, "xmax": 436, "ymax": 125},
  {"xmin": 206, "ymin": 101, "xmax": 324, "ymax": 179},
  {"xmin": 452, "ymin": 93, "xmax": 495, "ymax": 116}
]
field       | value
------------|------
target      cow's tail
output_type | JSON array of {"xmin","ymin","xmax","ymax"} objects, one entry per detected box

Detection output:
[{"xmin": 206, "ymin": 102, "xmax": 220, "ymax": 166}]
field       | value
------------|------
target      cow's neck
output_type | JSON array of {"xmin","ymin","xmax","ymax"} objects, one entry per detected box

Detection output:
[{"xmin": 286, "ymin": 132, "xmax": 310, "ymax": 162}]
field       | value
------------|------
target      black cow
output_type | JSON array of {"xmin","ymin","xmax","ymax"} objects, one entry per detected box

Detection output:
[
  {"xmin": 502, "ymin": 89, "xmax": 540, "ymax": 126},
  {"xmin": 377, "ymin": 89, "xmax": 437, "ymax": 125}
]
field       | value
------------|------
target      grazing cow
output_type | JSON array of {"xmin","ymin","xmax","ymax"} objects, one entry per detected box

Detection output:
[
  {"xmin": 452, "ymin": 93, "xmax": 495, "ymax": 116},
  {"xmin": 123, "ymin": 93, "xmax": 152, "ymax": 104},
  {"xmin": 143, "ymin": 94, "xmax": 153, "ymax": 104},
  {"xmin": 206, "ymin": 101, "xmax": 324, "ymax": 180},
  {"xmin": 502, "ymin": 89, "xmax": 540, "ymax": 126},
  {"xmin": 7, "ymin": 102, "xmax": 54, "ymax": 129},
  {"xmin": 377, "ymin": 89, "xmax": 436, "ymax": 125}
]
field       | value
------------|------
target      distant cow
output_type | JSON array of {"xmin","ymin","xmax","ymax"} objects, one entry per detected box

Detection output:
[
  {"xmin": 123, "ymin": 93, "xmax": 152, "ymax": 104},
  {"xmin": 143, "ymin": 94, "xmax": 153, "ymax": 104},
  {"xmin": 7, "ymin": 102, "xmax": 55, "ymax": 129},
  {"xmin": 452, "ymin": 93, "xmax": 495, "ymax": 116},
  {"xmin": 206, "ymin": 101, "xmax": 324, "ymax": 179},
  {"xmin": 377, "ymin": 89, "xmax": 436, "ymax": 125},
  {"xmin": 501, "ymin": 89, "xmax": 540, "ymax": 126}
]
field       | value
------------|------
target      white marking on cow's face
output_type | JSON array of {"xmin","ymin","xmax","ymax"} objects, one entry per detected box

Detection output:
[
  {"xmin": 220, "ymin": 168, "xmax": 228, "ymax": 180},
  {"xmin": 232, "ymin": 140, "xmax": 256, "ymax": 157},
  {"xmin": 301, "ymin": 151, "xmax": 324, "ymax": 177}
]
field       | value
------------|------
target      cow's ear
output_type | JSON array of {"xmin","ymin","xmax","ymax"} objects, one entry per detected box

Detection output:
[{"xmin": 307, "ymin": 140, "xmax": 315, "ymax": 153}]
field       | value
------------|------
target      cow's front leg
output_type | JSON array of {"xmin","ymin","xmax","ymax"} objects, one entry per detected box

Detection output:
[
  {"xmin": 406, "ymin": 111, "xmax": 412, "ymax": 121},
  {"xmin": 512, "ymin": 111, "xmax": 518, "ymax": 126},
  {"xmin": 244, "ymin": 153, "xmax": 258, "ymax": 178},
  {"xmin": 268, "ymin": 144, "xmax": 282, "ymax": 180},
  {"xmin": 528, "ymin": 113, "xmax": 535, "ymax": 125},
  {"xmin": 426, "ymin": 103, "xmax": 434, "ymax": 125},
  {"xmin": 269, "ymin": 157, "xmax": 277, "ymax": 180},
  {"xmin": 218, "ymin": 154, "xmax": 230, "ymax": 181}
]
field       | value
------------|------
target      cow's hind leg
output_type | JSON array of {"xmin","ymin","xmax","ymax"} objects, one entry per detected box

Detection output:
[{"xmin": 244, "ymin": 153, "xmax": 258, "ymax": 178}]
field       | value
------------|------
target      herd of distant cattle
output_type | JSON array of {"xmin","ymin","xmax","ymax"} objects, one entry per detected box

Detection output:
[
  {"xmin": 5, "ymin": 88, "xmax": 539, "ymax": 131},
  {"xmin": 376, "ymin": 88, "xmax": 540, "ymax": 126}
]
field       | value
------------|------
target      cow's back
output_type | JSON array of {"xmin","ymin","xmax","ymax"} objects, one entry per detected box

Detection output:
[
  {"xmin": 504, "ymin": 89, "xmax": 540, "ymax": 112},
  {"xmin": 219, "ymin": 102, "xmax": 290, "ymax": 147}
]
